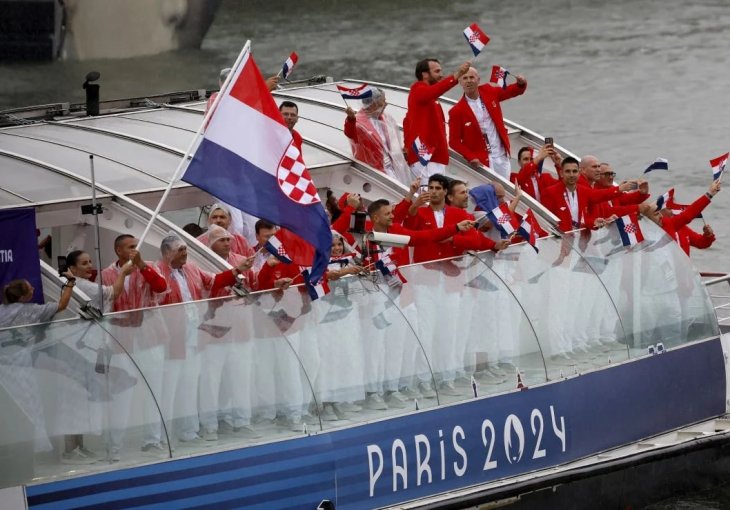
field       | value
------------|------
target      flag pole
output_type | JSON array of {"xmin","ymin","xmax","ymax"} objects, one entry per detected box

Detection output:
[{"xmin": 137, "ymin": 40, "xmax": 252, "ymax": 248}]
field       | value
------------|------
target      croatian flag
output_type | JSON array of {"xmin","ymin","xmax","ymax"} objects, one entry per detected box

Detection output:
[
  {"xmin": 182, "ymin": 46, "xmax": 332, "ymax": 285},
  {"xmin": 375, "ymin": 249, "xmax": 407, "ymax": 287},
  {"xmin": 336, "ymin": 83, "xmax": 374, "ymax": 100},
  {"xmin": 281, "ymin": 52, "xmax": 298, "ymax": 79},
  {"xmin": 615, "ymin": 214, "xmax": 644, "ymax": 247},
  {"xmin": 516, "ymin": 209, "xmax": 540, "ymax": 253},
  {"xmin": 643, "ymin": 157, "xmax": 669, "ymax": 174},
  {"xmin": 710, "ymin": 152, "xmax": 729, "ymax": 181},
  {"xmin": 489, "ymin": 65, "xmax": 509, "ymax": 88},
  {"xmin": 301, "ymin": 268, "xmax": 330, "ymax": 300},
  {"xmin": 486, "ymin": 202, "xmax": 520, "ymax": 238},
  {"xmin": 654, "ymin": 188, "xmax": 674, "ymax": 211},
  {"xmin": 463, "ymin": 23, "xmax": 490, "ymax": 56},
  {"xmin": 263, "ymin": 234, "xmax": 292, "ymax": 264},
  {"xmin": 412, "ymin": 137, "xmax": 433, "ymax": 166}
]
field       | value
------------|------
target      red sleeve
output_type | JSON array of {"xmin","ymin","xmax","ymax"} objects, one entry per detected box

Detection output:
[
  {"xmin": 687, "ymin": 228, "xmax": 715, "ymax": 249},
  {"xmin": 586, "ymin": 185, "xmax": 622, "ymax": 206},
  {"xmin": 393, "ymin": 199, "xmax": 413, "ymax": 226},
  {"xmin": 344, "ymin": 116, "xmax": 357, "ymax": 141},
  {"xmin": 396, "ymin": 224, "xmax": 459, "ymax": 246},
  {"xmin": 411, "ymin": 76, "xmax": 458, "ymax": 105},
  {"xmin": 495, "ymin": 81, "xmax": 527, "ymax": 102},
  {"xmin": 668, "ymin": 195, "xmax": 711, "ymax": 230},
  {"xmin": 140, "ymin": 265, "xmax": 167, "ymax": 293},
  {"xmin": 514, "ymin": 160, "xmax": 537, "ymax": 184},
  {"xmin": 211, "ymin": 269, "xmax": 236, "ymax": 295},
  {"xmin": 617, "ymin": 191, "xmax": 649, "ymax": 205},
  {"xmin": 331, "ymin": 205, "xmax": 356, "ymax": 245},
  {"xmin": 452, "ymin": 229, "xmax": 496, "ymax": 252}
]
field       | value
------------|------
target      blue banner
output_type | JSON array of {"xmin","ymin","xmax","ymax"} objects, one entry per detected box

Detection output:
[{"xmin": 0, "ymin": 208, "xmax": 43, "ymax": 304}]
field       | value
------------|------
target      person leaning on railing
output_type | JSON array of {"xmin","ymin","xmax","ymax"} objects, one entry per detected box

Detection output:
[{"xmin": 0, "ymin": 273, "xmax": 74, "ymax": 327}]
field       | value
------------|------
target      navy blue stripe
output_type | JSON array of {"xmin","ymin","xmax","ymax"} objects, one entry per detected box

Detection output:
[{"xmin": 27, "ymin": 439, "xmax": 334, "ymax": 505}]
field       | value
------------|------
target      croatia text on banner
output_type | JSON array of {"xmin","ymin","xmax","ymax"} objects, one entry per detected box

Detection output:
[
  {"xmin": 412, "ymin": 137, "xmax": 433, "ymax": 166},
  {"xmin": 182, "ymin": 46, "xmax": 332, "ymax": 284},
  {"xmin": 655, "ymin": 188, "xmax": 674, "ymax": 211},
  {"xmin": 710, "ymin": 152, "xmax": 728, "ymax": 181},
  {"xmin": 489, "ymin": 65, "xmax": 509, "ymax": 89},
  {"xmin": 281, "ymin": 52, "xmax": 298, "ymax": 80},
  {"xmin": 336, "ymin": 83, "xmax": 373, "ymax": 100},
  {"xmin": 486, "ymin": 203, "xmax": 520, "ymax": 239},
  {"xmin": 0, "ymin": 208, "xmax": 44, "ymax": 304},
  {"xmin": 643, "ymin": 157, "xmax": 669, "ymax": 174},
  {"xmin": 516, "ymin": 209, "xmax": 540, "ymax": 253},
  {"xmin": 615, "ymin": 214, "xmax": 645, "ymax": 247},
  {"xmin": 463, "ymin": 23, "xmax": 490, "ymax": 56}
]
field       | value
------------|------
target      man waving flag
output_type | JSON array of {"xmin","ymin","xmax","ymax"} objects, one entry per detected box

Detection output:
[
  {"xmin": 710, "ymin": 152, "xmax": 729, "ymax": 181},
  {"xmin": 183, "ymin": 43, "xmax": 331, "ymax": 285}
]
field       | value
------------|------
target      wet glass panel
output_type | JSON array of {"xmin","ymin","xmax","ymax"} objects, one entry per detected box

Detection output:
[
  {"xmin": 0, "ymin": 319, "xmax": 166, "ymax": 489},
  {"xmin": 0, "ymin": 155, "xmax": 91, "ymax": 202}
]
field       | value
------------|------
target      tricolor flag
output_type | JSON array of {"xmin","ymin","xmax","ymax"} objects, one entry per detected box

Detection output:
[
  {"xmin": 615, "ymin": 214, "xmax": 645, "ymax": 247},
  {"xmin": 263, "ymin": 234, "xmax": 292, "ymax": 264},
  {"xmin": 463, "ymin": 23, "xmax": 490, "ymax": 56},
  {"xmin": 516, "ymin": 209, "xmax": 540, "ymax": 253},
  {"xmin": 643, "ymin": 157, "xmax": 669, "ymax": 174},
  {"xmin": 336, "ymin": 83, "xmax": 373, "ymax": 100},
  {"xmin": 182, "ymin": 45, "xmax": 332, "ymax": 285},
  {"xmin": 654, "ymin": 188, "xmax": 674, "ymax": 211},
  {"xmin": 375, "ymin": 249, "xmax": 407, "ymax": 287},
  {"xmin": 412, "ymin": 136, "xmax": 433, "ymax": 166},
  {"xmin": 281, "ymin": 52, "xmax": 298, "ymax": 79},
  {"xmin": 486, "ymin": 202, "xmax": 521, "ymax": 238},
  {"xmin": 301, "ymin": 267, "xmax": 330, "ymax": 300},
  {"xmin": 710, "ymin": 152, "xmax": 728, "ymax": 181},
  {"xmin": 489, "ymin": 65, "xmax": 509, "ymax": 89}
]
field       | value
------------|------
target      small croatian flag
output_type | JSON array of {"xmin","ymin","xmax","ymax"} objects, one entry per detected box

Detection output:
[
  {"xmin": 489, "ymin": 65, "xmax": 509, "ymax": 88},
  {"xmin": 710, "ymin": 152, "xmax": 729, "ymax": 181},
  {"xmin": 281, "ymin": 52, "xmax": 298, "ymax": 79},
  {"xmin": 516, "ymin": 209, "xmax": 540, "ymax": 253},
  {"xmin": 264, "ymin": 236, "xmax": 293, "ymax": 264},
  {"xmin": 655, "ymin": 188, "xmax": 674, "ymax": 211},
  {"xmin": 375, "ymin": 250, "xmax": 407, "ymax": 287},
  {"xmin": 463, "ymin": 23, "xmax": 490, "ymax": 56},
  {"xmin": 486, "ymin": 202, "xmax": 520, "ymax": 238},
  {"xmin": 412, "ymin": 137, "xmax": 433, "ymax": 166},
  {"xmin": 615, "ymin": 214, "xmax": 644, "ymax": 247},
  {"xmin": 336, "ymin": 83, "xmax": 373, "ymax": 100},
  {"xmin": 643, "ymin": 157, "xmax": 669, "ymax": 174},
  {"xmin": 301, "ymin": 267, "xmax": 330, "ymax": 300}
]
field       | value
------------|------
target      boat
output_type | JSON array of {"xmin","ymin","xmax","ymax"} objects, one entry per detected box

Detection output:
[{"xmin": 0, "ymin": 76, "xmax": 729, "ymax": 509}]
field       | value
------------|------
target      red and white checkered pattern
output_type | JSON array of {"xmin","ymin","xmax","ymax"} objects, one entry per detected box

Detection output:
[
  {"xmin": 623, "ymin": 224, "xmax": 637, "ymax": 234},
  {"xmin": 277, "ymin": 142, "xmax": 320, "ymax": 205},
  {"xmin": 498, "ymin": 214, "xmax": 511, "ymax": 224}
]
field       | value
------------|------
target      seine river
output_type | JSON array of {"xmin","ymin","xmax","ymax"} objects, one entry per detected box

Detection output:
[{"xmin": 2, "ymin": 0, "xmax": 730, "ymax": 506}]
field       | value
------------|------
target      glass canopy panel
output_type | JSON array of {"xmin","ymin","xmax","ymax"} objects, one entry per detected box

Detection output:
[
  {"xmin": 0, "ymin": 154, "xmax": 91, "ymax": 202},
  {"xmin": 0, "ymin": 132, "xmax": 165, "ymax": 192},
  {"xmin": 121, "ymin": 108, "xmax": 205, "ymax": 133},
  {"xmin": 294, "ymin": 117, "xmax": 354, "ymax": 156},
  {"xmin": 395, "ymin": 256, "xmax": 546, "ymax": 398},
  {"xmin": 579, "ymin": 220, "xmax": 719, "ymax": 355},
  {"xmin": 0, "ymin": 187, "xmax": 29, "ymax": 207},
  {"xmin": 3, "ymin": 125, "xmax": 183, "ymax": 184},
  {"xmin": 0, "ymin": 318, "xmax": 167, "ymax": 489},
  {"xmin": 73, "ymin": 116, "xmax": 197, "ymax": 151}
]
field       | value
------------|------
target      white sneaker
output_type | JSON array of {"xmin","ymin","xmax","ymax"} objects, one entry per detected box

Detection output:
[
  {"xmin": 202, "ymin": 429, "xmax": 218, "ymax": 442},
  {"xmin": 61, "ymin": 447, "xmax": 97, "ymax": 465},
  {"xmin": 339, "ymin": 402, "xmax": 362, "ymax": 413},
  {"xmin": 417, "ymin": 381, "xmax": 437, "ymax": 399},
  {"xmin": 141, "ymin": 442, "xmax": 168, "ymax": 456},
  {"xmin": 321, "ymin": 404, "xmax": 339, "ymax": 421},
  {"xmin": 384, "ymin": 391, "xmax": 407, "ymax": 409},
  {"xmin": 400, "ymin": 386, "xmax": 422, "ymax": 399},
  {"xmin": 363, "ymin": 393, "xmax": 388, "ymax": 410},
  {"xmin": 233, "ymin": 425, "xmax": 263, "ymax": 439}
]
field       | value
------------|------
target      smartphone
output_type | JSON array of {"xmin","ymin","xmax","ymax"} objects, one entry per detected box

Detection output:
[
  {"xmin": 57, "ymin": 255, "xmax": 67, "ymax": 276},
  {"xmin": 544, "ymin": 137, "xmax": 554, "ymax": 147}
]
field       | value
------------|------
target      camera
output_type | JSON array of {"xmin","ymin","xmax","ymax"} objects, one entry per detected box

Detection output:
[{"xmin": 365, "ymin": 231, "xmax": 411, "ymax": 248}]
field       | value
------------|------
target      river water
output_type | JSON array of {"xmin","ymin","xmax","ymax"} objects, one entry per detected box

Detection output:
[{"xmin": 1, "ymin": 0, "xmax": 730, "ymax": 506}]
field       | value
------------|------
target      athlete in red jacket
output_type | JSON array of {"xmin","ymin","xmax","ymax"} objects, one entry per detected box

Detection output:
[
  {"xmin": 510, "ymin": 145, "xmax": 559, "ymax": 204},
  {"xmin": 404, "ymin": 59, "xmax": 470, "ymax": 178},
  {"xmin": 448, "ymin": 67, "xmax": 527, "ymax": 179}
]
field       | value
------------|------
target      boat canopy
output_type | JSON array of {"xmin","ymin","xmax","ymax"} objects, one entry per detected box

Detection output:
[{"xmin": 0, "ymin": 82, "xmax": 718, "ymax": 489}]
